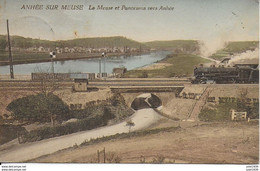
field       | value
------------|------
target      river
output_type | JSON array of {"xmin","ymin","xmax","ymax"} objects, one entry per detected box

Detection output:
[{"xmin": 0, "ymin": 51, "xmax": 170, "ymax": 75}]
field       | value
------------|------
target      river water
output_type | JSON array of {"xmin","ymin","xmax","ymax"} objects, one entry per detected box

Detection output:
[{"xmin": 0, "ymin": 51, "xmax": 170, "ymax": 75}]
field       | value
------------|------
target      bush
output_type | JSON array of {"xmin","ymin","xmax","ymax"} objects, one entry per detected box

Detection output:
[
  {"xmin": 248, "ymin": 102, "xmax": 259, "ymax": 119},
  {"xmin": 13, "ymin": 93, "xmax": 134, "ymax": 143},
  {"xmin": 138, "ymin": 71, "xmax": 148, "ymax": 78},
  {"xmin": 7, "ymin": 93, "xmax": 70, "ymax": 123},
  {"xmin": 21, "ymin": 114, "xmax": 109, "ymax": 143},
  {"xmin": 199, "ymin": 100, "xmax": 259, "ymax": 122},
  {"xmin": 71, "ymin": 93, "xmax": 133, "ymax": 121},
  {"xmin": 152, "ymin": 154, "xmax": 165, "ymax": 164},
  {"xmin": 80, "ymin": 126, "xmax": 180, "ymax": 147},
  {"xmin": 109, "ymin": 93, "xmax": 126, "ymax": 106},
  {"xmin": 199, "ymin": 102, "xmax": 237, "ymax": 122},
  {"xmin": 106, "ymin": 152, "xmax": 122, "ymax": 163},
  {"xmin": 71, "ymin": 105, "xmax": 104, "ymax": 119},
  {"xmin": 0, "ymin": 125, "xmax": 27, "ymax": 145}
]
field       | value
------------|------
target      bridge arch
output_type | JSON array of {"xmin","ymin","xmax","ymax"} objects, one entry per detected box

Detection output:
[{"xmin": 130, "ymin": 93, "xmax": 162, "ymax": 110}]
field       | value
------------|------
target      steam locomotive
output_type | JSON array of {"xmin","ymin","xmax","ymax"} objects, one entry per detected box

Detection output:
[{"xmin": 192, "ymin": 64, "xmax": 259, "ymax": 84}]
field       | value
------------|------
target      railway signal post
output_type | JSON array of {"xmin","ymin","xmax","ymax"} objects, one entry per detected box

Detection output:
[
  {"xmin": 50, "ymin": 51, "xmax": 56, "ymax": 74},
  {"xmin": 6, "ymin": 20, "xmax": 14, "ymax": 79}
]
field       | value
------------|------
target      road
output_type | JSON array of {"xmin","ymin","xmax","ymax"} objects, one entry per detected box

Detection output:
[{"xmin": 0, "ymin": 108, "xmax": 162, "ymax": 162}]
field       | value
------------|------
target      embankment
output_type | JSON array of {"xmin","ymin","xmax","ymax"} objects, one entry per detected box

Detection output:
[{"xmin": 0, "ymin": 108, "xmax": 162, "ymax": 162}]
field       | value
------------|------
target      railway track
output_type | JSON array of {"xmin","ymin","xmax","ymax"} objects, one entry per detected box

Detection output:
[{"xmin": 0, "ymin": 78, "xmax": 190, "ymax": 91}]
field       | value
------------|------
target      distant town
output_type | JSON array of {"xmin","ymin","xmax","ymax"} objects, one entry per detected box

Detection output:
[{"xmin": 7, "ymin": 46, "xmax": 148, "ymax": 54}]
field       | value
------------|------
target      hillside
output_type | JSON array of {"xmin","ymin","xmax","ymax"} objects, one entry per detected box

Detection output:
[
  {"xmin": 0, "ymin": 35, "xmax": 148, "ymax": 49},
  {"xmin": 125, "ymin": 53, "xmax": 210, "ymax": 78},
  {"xmin": 210, "ymin": 41, "xmax": 259, "ymax": 60},
  {"xmin": 224, "ymin": 41, "xmax": 259, "ymax": 53},
  {"xmin": 57, "ymin": 37, "xmax": 147, "ymax": 48},
  {"xmin": 144, "ymin": 40, "xmax": 199, "ymax": 50},
  {"xmin": 0, "ymin": 35, "xmax": 53, "ymax": 49},
  {"xmin": 1, "ymin": 35, "xmax": 257, "ymax": 52}
]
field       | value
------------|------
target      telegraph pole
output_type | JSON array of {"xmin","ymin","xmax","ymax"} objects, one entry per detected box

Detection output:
[
  {"xmin": 51, "ymin": 58, "xmax": 54, "ymax": 73},
  {"xmin": 103, "ymin": 57, "xmax": 106, "ymax": 73},
  {"xmin": 102, "ymin": 52, "xmax": 106, "ymax": 73},
  {"xmin": 7, "ymin": 20, "xmax": 14, "ymax": 79},
  {"xmin": 99, "ymin": 58, "xmax": 101, "ymax": 78},
  {"xmin": 50, "ymin": 51, "xmax": 56, "ymax": 74}
]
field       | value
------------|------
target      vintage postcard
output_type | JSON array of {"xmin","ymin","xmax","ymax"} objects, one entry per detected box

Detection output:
[{"xmin": 0, "ymin": 0, "xmax": 259, "ymax": 169}]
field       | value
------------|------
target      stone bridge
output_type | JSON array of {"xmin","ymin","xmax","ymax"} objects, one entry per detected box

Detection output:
[{"xmin": 121, "ymin": 92, "xmax": 178, "ymax": 109}]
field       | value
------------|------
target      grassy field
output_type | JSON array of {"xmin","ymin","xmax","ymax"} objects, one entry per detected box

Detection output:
[
  {"xmin": 124, "ymin": 53, "xmax": 210, "ymax": 78},
  {"xmin": 225, "ymin": 41, "xmax": 258, "ymax": 53},
  {"xmin": 30, "ymin": 121, "xmax": 259, "ymax": 164},
  {"xmin": 209, "ymin": 50, "xmax": 230, "ymax": 61},
  {"xmin": 144, "ymin": 40, "xmax": 198, "ymax": 49}
]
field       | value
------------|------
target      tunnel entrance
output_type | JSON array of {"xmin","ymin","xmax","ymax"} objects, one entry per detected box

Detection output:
[{"xmin": 131, "ymin": 93, "xmax": 162, "ymax": 110}]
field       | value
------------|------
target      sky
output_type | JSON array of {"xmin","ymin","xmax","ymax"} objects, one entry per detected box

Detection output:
[{"xmin": 0, "ymin": 0, "xmax": 259, "ymax": 42}]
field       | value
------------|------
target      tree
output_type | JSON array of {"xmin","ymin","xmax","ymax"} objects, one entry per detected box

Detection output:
[
  {"xmin": 250, "ymin": 102, "xmax": 259, "ymax": 119},
  {"xmin": 103, "ymin": 107, "xmax": 115, "ymax": 121},
  {"xmin": 110, "ymin": 93, "xmax": 125, "ymax": 106},
  {"xmin": 7, "ymin": 93, "xmax": 70, "ymax": 126},
  {"xmin": 237, "ymin": 88, "xmax": 248, "ymax": 112},
  {"xmin": 126, "ymin": 119, "xmax": 135, "ymax": 132},
  {"xmin": 32, "ymin": 67, "xmax": 64, "ymax": 96}
]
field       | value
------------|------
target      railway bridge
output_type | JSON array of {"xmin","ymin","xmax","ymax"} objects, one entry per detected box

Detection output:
[{"xmin": 0, "ymin": 78, "xmax": 189, "ymax": 115}]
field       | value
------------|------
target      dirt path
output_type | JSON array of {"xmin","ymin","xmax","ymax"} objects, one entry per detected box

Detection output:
[
  {"xmin": 0, "ymin": 109, "xmax": 162, "ymax": 162},
  {"xmin": 31, "ymin": 122, "xmax": 259, "ymax": 164}
]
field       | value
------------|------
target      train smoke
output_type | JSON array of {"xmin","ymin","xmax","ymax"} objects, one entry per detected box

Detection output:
[
  {"xmin": 228, "ymin": 48, "xmax": 259, "ymax": 65},
  {"xmin": 198, "ymin": 39, "xmax": 228, "ymax": 58},
  {"xmin": 197, "ymin": 12, "xmax": 257, "ymax": 59}
]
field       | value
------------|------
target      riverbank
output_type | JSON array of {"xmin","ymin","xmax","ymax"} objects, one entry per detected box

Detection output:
[
  {"xmin": 124, "ymin": 53, "xmax": 211, "ymax": 78},
  {"xmin": 0, "ymin": 51, "xmax": 150, "ymax": 66}
]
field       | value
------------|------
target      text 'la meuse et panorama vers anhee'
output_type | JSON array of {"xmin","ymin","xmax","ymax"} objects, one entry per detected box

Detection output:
[{"xmin": 21, "ymin": 4, "xmax": 174, "ymax": 11}]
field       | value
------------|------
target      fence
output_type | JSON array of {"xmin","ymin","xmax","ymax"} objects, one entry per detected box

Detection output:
[
  {"xmin": 31, "ymin": 73, "xmax": 97, "ymax": 81},
  {"xmin": 31, "ymin": 73, "xmax": 71, "ymax": 81},
  {"xmin": 97, "ymin": 147, "xmax": 106, "ymax": 163},
  {"xmin": 231, "ymin": 109, "xmax": 247, "ymax": 121}
]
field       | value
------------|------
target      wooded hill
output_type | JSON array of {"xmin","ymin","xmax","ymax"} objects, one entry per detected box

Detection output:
[
  {"xmin": 0, "ymin": 35, "xmax": 258, "ymax": 53},
  {"xmin": 0, "ymin": 35, "xmax": 148, "ymax": 49}
]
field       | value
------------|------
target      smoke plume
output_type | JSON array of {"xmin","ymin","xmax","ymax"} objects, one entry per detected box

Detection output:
[
  {"xmin": 198, "ymin": 39, "xmax": 228, "ymax": 58},
  {"xmin": 228, "ymin": 48, "xmax": 259, "ymax": 65}
]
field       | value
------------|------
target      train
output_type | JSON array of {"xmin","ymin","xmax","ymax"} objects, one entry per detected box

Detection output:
[{"xmin": 192, "ymin": 64, "xmax": 259, "ymax": 84}]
